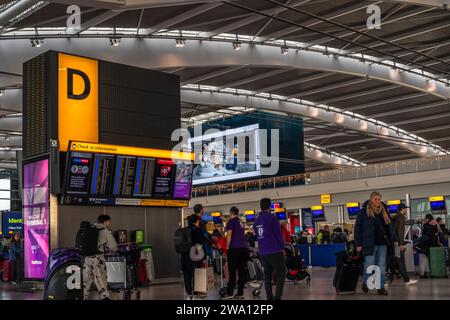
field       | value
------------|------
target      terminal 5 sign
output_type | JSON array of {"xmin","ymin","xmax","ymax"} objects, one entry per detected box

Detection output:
[{"xmin": 58, "ymin": 53, "xmax": 99, "ymax": 151}]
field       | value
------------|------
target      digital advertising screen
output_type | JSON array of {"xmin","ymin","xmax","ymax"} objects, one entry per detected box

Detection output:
[
  {"xmin": 189, "ymin": 124, "xmax": 261, "ymax": 185},
  {"xmin": 66, "ymin": 152, "xmax": 93, "ymax": 194},
  {"xmin": 23, "ymin": 158, "xmax": 49, "ymax": 280},
  {"xmin": 173, "ymin": 161, "xmax": 194, "ymax": 199},
  {"xmin": 90, "ymin": 153, "xmax": 115, "ymax": 195},
  {"xmin": 133, "ymin": 157, "xmax": 156, "ymax": 197},
  {"xmin": 1, "ymin": 211, "xmax": 23, "ymax": 237},
  {"xmin": 113, "ymin": 156, "xmax": 137, "ymax": 196},
  {"xmin": 152, "ymin": 159, "xmax": 175, "ymax": 198}
]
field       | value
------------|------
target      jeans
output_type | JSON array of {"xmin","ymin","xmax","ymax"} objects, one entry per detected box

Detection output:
[
  {"xmin": 227, "ymin": 248, "xmax": 247, "ymax": 296},
  {"xmin": 261, "ymin": 252, "xmax": 286, "ymax": 300},
  {"xmin": 363, "ymin": 245, "xmax": 387, "ymax": 288}
]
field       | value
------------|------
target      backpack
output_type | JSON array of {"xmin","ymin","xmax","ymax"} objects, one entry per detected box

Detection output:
[
  {"xmin": 174, "ymin": 227, "xmax": 192, "ymax": 254},
  {"xmin": 75, "ymin": 221, "xmax": 102, "ymax": 256}
]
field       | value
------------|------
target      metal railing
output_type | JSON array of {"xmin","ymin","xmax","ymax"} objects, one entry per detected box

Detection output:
[{"xmin": 192, "ymin": 154, "xmax": 450, "ymax": 198}]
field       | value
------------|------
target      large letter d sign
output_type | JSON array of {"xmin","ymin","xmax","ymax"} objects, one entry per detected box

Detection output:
[
  {"xmin": 366, "ymin": 265, "xmax": 381, "ymax": 290},
  {"xmin": 67, "ymin": 68, "xmax": 91, "ymax": 100}
]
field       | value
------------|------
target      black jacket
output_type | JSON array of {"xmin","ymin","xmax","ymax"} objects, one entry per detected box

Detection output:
[{"xmin": 354, "ymin": 200, "xmax": 396, "ymax": 256}]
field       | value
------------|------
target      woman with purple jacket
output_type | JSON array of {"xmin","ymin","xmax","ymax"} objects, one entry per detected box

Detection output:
[{"xmin": 254, "ymin": 198, "xmax": 286, "ymax": 300}]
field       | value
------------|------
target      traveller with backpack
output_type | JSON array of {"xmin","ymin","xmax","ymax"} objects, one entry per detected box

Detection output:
[
  {"xmin": 76, "ymin": 214, "xmax": 118, "ymax": 300},
  {"xmin": 176, "ymin": 214, "xmax": 205, "ymax": 300},
  {"xmin": 331, "ymin": 227, "xmax": 347, "ymax": 244}
]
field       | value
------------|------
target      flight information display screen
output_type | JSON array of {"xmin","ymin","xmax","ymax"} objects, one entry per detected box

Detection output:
[
  {"xmin": 90, "ymin": 154, "xmax": 115, "ymax": 195},
  {"xmin": 66, "ymin": 152, "xmax": 93, "ymax": 194},
  {"xmin": 113, "ymin": 156, "xmax": 137, "ymax": 196},
  {"xmin": 133, "ymin": 157, "xmax": 156, "ymax": 197}
]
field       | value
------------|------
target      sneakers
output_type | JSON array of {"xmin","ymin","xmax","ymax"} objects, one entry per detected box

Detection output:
[
  {"xmin": 377, "ymin": 288, "xmax": 388, "ymax": 296},
  {"xmin": 186, "ymin": 295, "xmax": 194, "ymax": 300},
  {"xmin": 362, "ymin": 282, "xmax": 369, "ymax": 293},
  {"xmin": 405, "ymin": 280, "xmax": 418, "ymax": 286},
  {"xmin": 221, "ymin": 295, "xmax": 235, "ymax": 300}
]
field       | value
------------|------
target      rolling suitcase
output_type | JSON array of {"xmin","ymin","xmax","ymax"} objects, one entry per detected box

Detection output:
[
  {"xmin": 333, "ymin": 251, "xmax": 362, "ymax": 294},
  {"xmin": 2, "ymin": 260, "xmax": 11, "ymax": 282},
  {"xmin": 429, "ymin": 247, "xmax": 447, "ymax": 278}
]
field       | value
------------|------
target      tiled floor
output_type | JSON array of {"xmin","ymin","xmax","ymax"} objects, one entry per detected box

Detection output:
[{"xmin": 1, "ymin": 268, "xmax": 450, "ymax": 300}]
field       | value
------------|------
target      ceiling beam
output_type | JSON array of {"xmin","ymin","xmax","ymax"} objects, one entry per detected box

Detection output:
[
  {"xmin": 257, "ymin": 73, "xmax": 334, "ymax": 92},
  {"xmin": 180, "ymin": 66, "xmax": 246, "ymax": 85},
  {"xmin": 65, "ymin": 10, "xmax": 122, "ymax": 34},
  {"xmin": 0, "ymin": 0, "xmax": 39, "ymax": 27},
  {"xmin": 347, "ymin": 93, "xmax": 429, "ymax": 111},
  {"xmin": 318, "ymin": 85, "xmax": 400, "ymax": 105},
  {"xmin": 256, "ymin": 0, "xmax": 382, "ymax": 41},
  {"xmin": 371, "ymin": 100, "xmax": 448, "ymax": 118},
  {"xmin": 217, "ymin": 68, "xmax": 292, "ymax": 90},
  {"xmin": 288, "ymin": 78, "xmax": 367, "ymax": 98},
  {"xmin": 139, "ymin": 2, "xmax": 222, "ymax": 35}
]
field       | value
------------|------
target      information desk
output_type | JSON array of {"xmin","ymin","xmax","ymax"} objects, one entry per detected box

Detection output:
[{"xmin": 297, "ymin": 244, "xmax": 346, "ymax": 267}]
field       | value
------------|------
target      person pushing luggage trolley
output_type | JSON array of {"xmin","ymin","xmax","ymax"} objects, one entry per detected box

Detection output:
[{"xmin": 76, "ymin": 214, "xmax": 118, "ymax": 300}]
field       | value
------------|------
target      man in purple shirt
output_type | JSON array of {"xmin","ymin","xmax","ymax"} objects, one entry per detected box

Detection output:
[
  {"xmin": 254, "ymin": 198, "xmax": 286, "ymax": 300},
  {"xmin": 223, "ymin": 206, "xmax": 248, "ymax": 300}
]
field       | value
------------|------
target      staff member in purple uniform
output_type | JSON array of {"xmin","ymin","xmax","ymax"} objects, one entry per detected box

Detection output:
[
  {"xmin": 254, "ymin": 198, "xmax": 286, "ymax": 300},
  {"xmin": 223, "ymin": 206, "xmax": 248, "ymax": 300}
]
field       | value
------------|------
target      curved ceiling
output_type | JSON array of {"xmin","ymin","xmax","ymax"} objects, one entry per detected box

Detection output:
[{"xmin": 0, "ymin": 0, "xmax": 449, "ymax": 171}]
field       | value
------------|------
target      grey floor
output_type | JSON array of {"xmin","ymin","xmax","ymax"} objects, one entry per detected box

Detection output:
[{"xmin": 1, "ymin": 268, "xmax": 449, "ymax": 300}]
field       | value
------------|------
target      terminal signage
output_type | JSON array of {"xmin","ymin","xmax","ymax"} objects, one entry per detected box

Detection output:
[
  {"xmin": 429, "ymin": 196, "xmax": 446, "ymax": 212},
  {"xmin": 321, "ymin": 194, "xmax": 332, "ymax": 204},
  {"xmin": 346, "ymin": 202, "xmax": 360, "ymax": 219},
  {"xmin": 58, "ymin": 54, "xmax": 99, "ymax": 151}
]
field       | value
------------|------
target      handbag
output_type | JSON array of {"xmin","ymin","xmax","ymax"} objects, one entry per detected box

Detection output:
[{"xmin": 190, "ymin": 244, "xmax": 205, "ymax": 262}]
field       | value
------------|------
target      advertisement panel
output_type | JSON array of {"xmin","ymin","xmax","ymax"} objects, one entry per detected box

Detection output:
[
  {"xmin": 152, "ymin": 159, "xmax": 175, "ymax": 198},
  {"xmin": 66, "ymin": 152, "xmax": 93, "ymax": 194},
  {"xmin": 1, "ymin": 211, "xmax": 23, "ymax": 237},
  {"xmin": 23, "ymin": 158, "xmax": 49, "ymax": 280},
  {"xmin": 173, "ymin": 161, "xmax": 193, "ymax": 199}
]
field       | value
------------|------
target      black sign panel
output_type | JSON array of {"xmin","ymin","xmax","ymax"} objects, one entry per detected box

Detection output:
[
  {"xmin": 66, "ymin": 152, "xmax": 93, "ymax": 194},
  {"xmin": 152, "ymin": 159, "xmax": 175, "ymax": 198}
]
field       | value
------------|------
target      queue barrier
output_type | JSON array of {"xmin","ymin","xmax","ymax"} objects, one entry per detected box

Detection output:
[{"xmin": 296, "ymin": 244, "xmax": 346, "ymax": 267}]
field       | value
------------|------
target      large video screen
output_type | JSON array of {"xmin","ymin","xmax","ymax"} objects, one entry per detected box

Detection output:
[
  {"xmin": 23, "ymin": 158, "xmax": 49, "ymax": 280},
  {"xmin": 189, "ymin": 124, "xmax": 261, "ymax": 185}
]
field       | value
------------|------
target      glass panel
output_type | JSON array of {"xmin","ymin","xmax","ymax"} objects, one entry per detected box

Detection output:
[
  {"xmin": 410, "ymin": 198, "xmax": 430, "ymax": 220},
  {"xmin": 339, "ymin": 168, "xmax": 357, "ymax": 181},
  {"xmin": 438, "ymin": 156, "xmax": 450, "ymax": 170},
  {"xmin": 376, "ymin": 162, "xmax": 397, "ymax": 177},
  {"xmin": 320, "ymin": 171, "xmax": 340, "ymax": 183},
  {"xmin": 396, "ymin": 159, "xmax": 417, "ymax": 175},
  {"xmin": 417, "ymin": 157, "xmax": 439, "ymax": 172},
  {"xmin": 357, "ymin": 166, "xmax": 377, "ymax": 179}
]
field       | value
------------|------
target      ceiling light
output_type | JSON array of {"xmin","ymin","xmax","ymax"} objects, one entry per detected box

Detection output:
[
  {"xmin": 232, "ymin": 41, "xmax": 241, "ymax": 50},
  {"xmin": 359, "ymin": 120, "xmax": 368, "ymax": 131},
  {"xmin": 109, "ymin": 37, "xmax": 121, "ymax": 46},
  {"xmin": 335, "ymin": 114, "xmax": 345, "ymax": 124},
  {"xmin": 176, "ymin": 38, "xmax": 186, "ymax": 48},
  {"xmin": 420, "ymin": 146, "xmax": 428, "ymax": 154},
  {"xmin": 281, "ymin": 46, "xmax": 289, "ymax": 55},
  {"xmin": 30, "ymin": 38, "xmax": 43, "ymax": 48}
]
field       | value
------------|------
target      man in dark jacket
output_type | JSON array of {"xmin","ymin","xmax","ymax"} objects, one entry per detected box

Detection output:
[
  {"xmin": 392, "ymin": 203, "xmax": 417, "ymax": 285},
  {"xmin": 355, "ymin": 191, "xmax": 396, "ymax": 296}
]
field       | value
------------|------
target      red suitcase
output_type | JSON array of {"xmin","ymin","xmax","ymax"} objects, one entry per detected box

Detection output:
[
  {"xmin": 2, "ymin": 260, "xmax": 11, "ymax": 282},
  {"xmin": 136, "ymin": 259, "xmax": 149, "ymax": 287}
]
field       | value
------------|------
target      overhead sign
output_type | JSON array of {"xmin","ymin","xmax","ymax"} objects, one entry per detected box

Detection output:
[
  {"xmin": 69, "ymin": 141, "xmax": 194, "ymax": 161},
  {"xmin": 58, "ymin": 53, "xmax": 99, "ymax": 151},
  {"xmin": 346, "ymin": 202, "xmax": 360, "ymax": 208},
  {"xmin": 387, "ymin": 200, "xmax": 401, "ymax": 205},
  {"xmin": 1, "ymin": 211, "xmax": 23, "ymax": 236},
  {"xmin": 211, "ymin": 211, "xmax": 222, "ymax": 217},
  {"xmin": 429, "ymin": 196, "xmax": 444, "ymax": 202},
  {"xmin": 321, "ymin": 194, "xmax": 332, "ymax": 204}
]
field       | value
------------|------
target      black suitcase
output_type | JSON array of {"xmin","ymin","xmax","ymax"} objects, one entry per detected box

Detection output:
[{"xmin": 333, "ymin": 251, "xmax": 362, "ymax": 294}]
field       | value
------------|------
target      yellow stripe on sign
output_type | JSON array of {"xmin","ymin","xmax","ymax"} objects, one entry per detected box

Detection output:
[
  {"xmin": 244, "ymin": 210, "xmax": 255, "ymax": 215},
  {"xmin": 211, "ymin": 212, "xmax": 222, "ymax": 217},
  {"xmin": 141, "ymin": 199, "xmax": 166, "ymax": 207},
  {"xmin": 69, "ymin": 141, "xmax": 194, "ymax": 161},
  {"xmin": 429, "ymin": 196, "xmax": 444, "ymax": 202},
  {"xmin": 165, "ymin": 200, "xmax": 189, "ymax": 207},
  {"xmin": 311, "ymin": 205, "xmax": 323, "ymax": 211},
  {"xmin": 346, "ymin": 202, "xmax": 360, "ymax": 208},
  {"xmin": 387, "ymin": 200, "xmax": 401, "ymax": 205}
]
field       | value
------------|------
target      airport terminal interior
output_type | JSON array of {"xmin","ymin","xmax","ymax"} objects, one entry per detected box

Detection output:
[{"xmin": 0, "ymin": 0, "xmax": 449, "ymax": 301}]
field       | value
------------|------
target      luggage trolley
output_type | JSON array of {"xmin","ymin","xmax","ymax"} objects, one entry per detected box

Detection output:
[{"xmin": 246, "ymin": 247, "xmax": 265, "ymax": 297}]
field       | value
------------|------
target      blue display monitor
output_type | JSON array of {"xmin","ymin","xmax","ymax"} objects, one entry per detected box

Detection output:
[
  {"xmin": 430, "ymin": 200, "xmax": 446, "ymax": 212},
  {"xmin": 347, "ymin": 207, "xmax": 360, "ymax": 219},
  {"xmin": 311, "ymin": 205, "xmax": 326, "ymax": 221},
  {"xmin": 388, "ymin": 205, "xmax": 399, "ymax": 214},
  {"xmin": 276, "ymin": 211, "xmax": 287, "ymax": 221}
]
